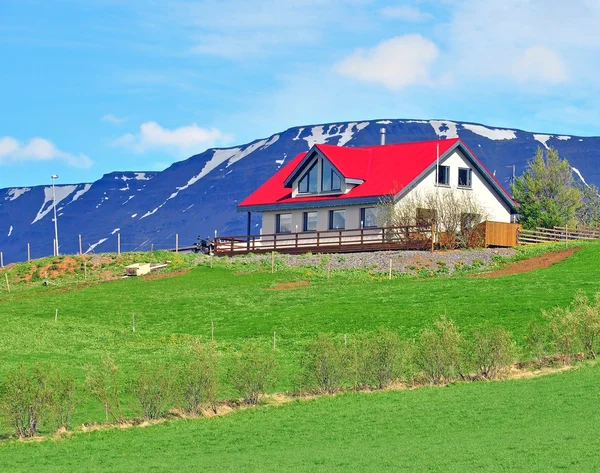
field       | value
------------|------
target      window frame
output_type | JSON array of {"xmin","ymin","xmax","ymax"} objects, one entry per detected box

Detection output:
[
  {"xmin": 275, "ymin": 213, "xmax": 292, "ymax": 234},
  {"xmin": 360, "ymin": 207, "xmax": 378, "ymax": 228},
  {"xmin": 303, "ymin": 211, "xmax": 318, "ymax": 232},
  {"xmin": 329, "ymin": 209, "xmax": 346, "ymax": 230},
  {"xmin": 436, "ymin": 165, "xmax": 450, "ymax": 186},
  {"xmin": 458, "ymin": 167, "xmax": 473, "ymax": 188},
  {"xmin": 297, "ymin": 161, "xmax": 318, "ymax": 194},
  {"xmin": 321, "ymin": 159, "xmax": 342, "ymax": 193}
]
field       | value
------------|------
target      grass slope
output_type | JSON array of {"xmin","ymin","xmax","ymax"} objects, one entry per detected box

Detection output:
[{"xmin": 2, "ymin": 364, "xmax": 600, "ymax": 472}]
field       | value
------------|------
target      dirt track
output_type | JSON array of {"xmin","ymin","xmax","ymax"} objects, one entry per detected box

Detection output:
[{"xmin": 475, "ymin": 247, "xmax": 579, "ymax": 278}]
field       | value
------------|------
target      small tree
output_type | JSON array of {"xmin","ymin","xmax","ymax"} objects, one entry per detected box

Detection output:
[
  {"xmin": 415, "ymin": 317, "xmax": 464, "ymax": 384},
  {"xmin": 48, "ymin": 369, "xmax": 77, "ymax": 431},
  {"xmin": 525, "ymin": 320, "xmax": 550, "ymax": 364},
  {"xmin": 180, "ymin": 340, "xmax": 220, "ymax": 415},
  {"xmin": 301, "ymin": 333, "xmax": 347, "ymax": 393},
  {"xmin": 352, "ymin": 330, "xmax": 404, "ymax": 389},
  {"xmin": 0, "ymin": 364, "xmax": 52, "ymax": 437},
  {"xmin": 132, "ymin": 361, "xmax": 177, "ymax": 420},
  {"xmin": 570, "ymin": 291, "xmax": 600, "ymax": 359},
  {"xmin": 511, "ymin": 147, "xmax": 581, "ymax": 229},
  {"xmin": 575, "ymin": 184, "xmax": 600, "ymax": 228},
  {"xmin": 84, "ymin": 355, "xmax": 124, "ymax": 423},
  {"xmin": 470, "ymin": 324, "xmax": 517, "ymax": 379},
  {"xmin": 227, "ymin": 344, "xmax": 277, "ymax": 405},
  {"xmin": 544, "ymin": 306, "xmax": 581, "ymax": 365}
]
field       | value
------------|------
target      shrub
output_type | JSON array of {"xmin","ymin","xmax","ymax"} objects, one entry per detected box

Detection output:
[
  {"xmin": 48, "ymin": 370, "xmax": 77, "ymax": 431},
  {"xmin": 0, "ymin": 364, "xmax": 51, "ymax": 437},
  {"xmin": 415, "ymin": 317, "xmax": 463, "ymax": 384},
  {"xmin": 132, "ymin": 361, "xmax": 177, "ymax": 420},
  {"xmin": 84, "ymin": 355, "xmax": 124, "ymax": 423},
  {"xmin": 227, "ymin": 344, "xmax": 277, "ymax": 405},
  {"xmin": 470, "ymin": 324, "xmax": 517, "ymax": 379},
  {"xmin": 544, "ymin": 306, "xmax": 581, "ymax": 364},
  {"xmin": 525, "ymin": 320, "xmax": 550, "ymax": 364},
  {"xmin": 301, "ymin": 333, "xmax": 347, "ymax": 393},
  {"xmin": 180, "ymin": 340, "xmax": 220, "ymax": 415},
  {"xmin": 352, "ymin": 330, "xmax": 405, "ymax": 389},
  {"xmin": 571, "ymin": 291, "xmax": 600, "ymax": 359}
]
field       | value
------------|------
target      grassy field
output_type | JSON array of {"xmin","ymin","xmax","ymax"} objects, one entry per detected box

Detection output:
[
  {"xmin": 2, "ymin": 363, "xmax": 599, "ymax": 472},
  {"xmin": 1, "ymin": 243, "xmax": 599, "ymax": 470}
]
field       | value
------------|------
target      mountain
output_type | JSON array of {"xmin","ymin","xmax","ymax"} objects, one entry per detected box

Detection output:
[{"xmin": 1, "ymin": 119, "xmax": 599, "ymax": 264}]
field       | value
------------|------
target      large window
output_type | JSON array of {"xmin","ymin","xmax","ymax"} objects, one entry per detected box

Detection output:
[
  {"xmin": 329, "ymin": 210, "xmax": 346, "ymax": 230},
  {"xmin": 276, "ymin": 213, "xmax": 292, "ymax": 233},
  {"xmin": 303, "ymin": 211, "xmax": 318, "ymax": 232},
  {"xmin": 458, "ymin": 168, "xmax": 472, "ymax": 188},
  {"xmin": 361, "ymin": 207, "xmax": 378, "ymax": 228},
  {"xmin": 321, "ymin": 159, "xmax": 342, "ymax": 192},
  {"xmin": 298, "ymin": 161, "xmax": 318, "ymax": 193},
  {"xmin": 416, "ymin": 208, "xmax": 437, "ymax": 226},
  {"xmin": 436, "ymin": 165, "xmax": 450, "ymax": 186}
]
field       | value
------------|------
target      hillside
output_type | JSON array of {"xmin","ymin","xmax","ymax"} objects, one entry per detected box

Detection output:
[{"xmin": 1, "ymin": 119, "xmax": 599, "ymax": 264}]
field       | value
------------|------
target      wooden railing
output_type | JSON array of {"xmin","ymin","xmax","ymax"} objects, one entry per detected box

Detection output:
[
  {"xmin": 214, "ymin": 225, "xmax": 434, "ymax": 256},
  {"xmin": 517, "ymin": 226, "xmax": 600, "ymax": 245}
]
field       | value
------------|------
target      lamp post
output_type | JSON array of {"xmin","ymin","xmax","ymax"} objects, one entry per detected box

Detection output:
[{"xmin": 51, "ymin": 174, "xmax": 60, "ymax": 256}]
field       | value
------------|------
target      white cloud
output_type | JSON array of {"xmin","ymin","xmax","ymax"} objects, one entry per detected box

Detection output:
[
  {"xmin": 334, "ymin": 34, "xmax": 439, "ymax": 90},
  {"xmin": 102, "ymin": 114, "xmax": 127, "ymax": 124},
  {"xmin": 114, "ymin": 121, "xmax": 233, "ymax": 155},
  {"xmin": 380, "ymin": 5, "xmax": 432, "ymax": 22},
  {"xmin": 511, "ymin": 46, "xmax": 567, "ymax": 84},
  {"xmin": 0, "ymin": 136, "xmax": 93, "ymax": 168}
]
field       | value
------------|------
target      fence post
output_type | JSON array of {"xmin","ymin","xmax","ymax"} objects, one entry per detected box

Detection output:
[
  {"xmin": 565, "ymin": 225, "xmax": 568, "ymax": 248},
  {"xmin": 5, "ymin": 273, "xmax": 10, "ymax": 292},
  {"xmin": 53, "ymin": 239, "xmax": 56, "ymax": 257},
  {"xmin": 175, "ymin": 234, "xmax": 179, "ymax": 253},
  {"xmin": 117, "ymin": 233, "xmax": 121, "ymax": 256},
  {"xmin": 0, "ymin": 251, "xmax": 3, "ymax": 268},
  {"xmin": 79, "ymin": 234, "xmax": 83, "ymax": 255},
  {"xmin": 27, "ymin": 243, "xmax": 31, "ymax": 262},
  {"xmin": 271, "ymin": 251, "xmax": 275, "ymax": 274}
]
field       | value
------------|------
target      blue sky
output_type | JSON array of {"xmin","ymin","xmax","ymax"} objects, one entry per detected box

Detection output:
[{"xmin": 1, "ymin": 0, "xmax": 599, "ymax": 188}]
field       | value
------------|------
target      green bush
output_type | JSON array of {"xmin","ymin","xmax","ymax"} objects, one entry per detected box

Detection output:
[
  {"xmin": 351, "ymin": 330, "xmax": 405, "ymax": 389},
  {"xmin": 180, "ymin": 340, "xmax": 220, "ymax": 415},
  {"xmin": 301, "ymin": 333, "xmax": 347, "ymax": 393},
  {"xmin": 84, "ymin": 355, "xmax": 124, "ymax": 423},
  {"xmin": 48, "ymin": 370, "xmax": 77, "ymax": 431},
  {"xmin": 415, "ymin": 317, "xmax": 463, "ymax": 385},
  {"xmin": 0, "ymin": 364, "xmax": 52, "ymax": 437},
  {"xmin": 470, "ymin": 324, "xmax": 517, "ymax": 379},
  {"xmin": 227, "ymin": 344, "xmax": 277, "ymax": 405},
  {"xmin": 132, "ymin": 361, "xmax": 177, "ymax": 420},
  {"xmin": 544, "ymin": 306, "xmax": 582, "ymax": 365}
]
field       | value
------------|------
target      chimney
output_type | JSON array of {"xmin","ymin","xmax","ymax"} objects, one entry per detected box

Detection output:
[{"xmin": 380, "ymin": 127, "xmax": 386, "ymax": 146}]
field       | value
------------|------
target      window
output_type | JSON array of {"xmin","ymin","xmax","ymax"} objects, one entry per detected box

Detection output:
[
  {"xmin": 321, "ymin": 159, "xmax": 342, "ymax": 192},
  {"xmin": 298, "ymin": 161, "xmax": 318, "ymax": 193},
  {"xmin": 416, "ymin": 208, "xmax": 437, "ymax": 226},
  {"xmin": 360, "ymin": 207, "xmax": 378, "ymax": 228},
  {"xmin": 458, "ymin": 168, "xmax": 472, "ymax": 188},
  {"xmin": 436, "ymin": 165, "xmax": 450, "ymax": 186},
  {"xmin": 329, "ymin": 210, "xmax": 345, "ymax": 230},
  {"xmin": 303, "ymin": 211, "xmax": 318, "ymax": 232},
  {"xmin": 276, "ymin": 213, "xmax": 292, "ymax": 233}
]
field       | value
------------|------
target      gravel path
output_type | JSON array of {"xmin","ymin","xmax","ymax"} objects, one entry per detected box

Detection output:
[{"xmin": 230, "ymin": 248, "xmax": 516, "ymax": 275}]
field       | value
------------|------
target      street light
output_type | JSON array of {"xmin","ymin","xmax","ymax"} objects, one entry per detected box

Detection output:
[{"xmin": 51, "ymin": 174, "xmax": 60, "ymax": 256}]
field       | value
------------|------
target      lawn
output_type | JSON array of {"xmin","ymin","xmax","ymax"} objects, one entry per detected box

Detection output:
[{"xmin": 2, "ymin": 363, "xmax": 599, "ymax": 472}]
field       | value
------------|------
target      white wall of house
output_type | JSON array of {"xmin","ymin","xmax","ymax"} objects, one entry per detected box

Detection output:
[{"xmin": 258, "ymin": 148, "xmax": 513, "ymax": 235}]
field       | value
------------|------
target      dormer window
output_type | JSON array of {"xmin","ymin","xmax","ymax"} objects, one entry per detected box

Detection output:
[
  {"xmin": 298, "ymin": 161, "xmax": 318, "ymax": 193},
  {"xmin": 322, "ymin": 159, "xmax": 342, "ymax": 192}
]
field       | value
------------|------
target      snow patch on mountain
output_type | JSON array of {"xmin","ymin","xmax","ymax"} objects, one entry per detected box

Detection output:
[
  {"xmin": 462, "ymin": 124, "xmax": 516, "ymax": 141},
  {"xmin": 5, "ymin": 188, "xmax": 31, "ymax": 201},
  {"xmin": 85, "ymin": 238, "xmax": 107, "ymax": 254},
  {"xmin": 141, "ymin": 147, "xmax": 242, "ymax": 219},
  {"xmin": 303, "ymin": 122, "xmax": 370, "ymax": 148},
  {"xmin": 70, "ymin": 183, "xmax": 92, "ymax": 204},
  {"xmin": 111, "ymin": 228, "xmax": 120, "ymax": 235},
  {"xmin": 430, "ymin": 120, "xmax": 458, "ymax": 139},
  {"xmin": 31, "ymin": 185, "xmax": 78, "ymax": 224},
  {"xmin": 117, "ymin": 173, "xmax": 154, "ymax": 182},
  {"xmin": 534, "ymin": 134, "xmax": 552, "ymax": 149},
  {"xmin": 292, "ymin": 128, "xmax": 305, "ymax": 141},
  {"xmin": 572, "ymin": 167, "xmax": 588, "ymax": 186},
  {"xmin": 377, "ymin": 120, "xmax": 392, "ymax": 124},
  {"xmin": 557, "ymin": 136, "xmax": 571, "ymax": 141},
  {"xmin": 7, "ymin": 226, "xmax": 13, "ymax": 237},
  {"xmin": 227, "ymin": 138, "xmax": 275, "ymax": 168}
]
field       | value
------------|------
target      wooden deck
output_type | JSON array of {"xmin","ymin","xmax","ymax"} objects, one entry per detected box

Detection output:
[{"xmin": 214, "ymin": 225, "xmax": 435, "ymax": 256}]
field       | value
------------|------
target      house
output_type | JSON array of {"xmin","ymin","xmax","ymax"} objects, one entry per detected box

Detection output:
[{"xmin": 237, "ymin": 134, "xmax": 518, "ymax": 242}]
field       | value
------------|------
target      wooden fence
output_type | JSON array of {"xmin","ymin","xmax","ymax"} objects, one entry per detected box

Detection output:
[
  {"xmin": 214, "ymin": 225, "xmax": 434, "ymax": 256},
  {"xmin": 517, "ymin": 226, "xmax": 600, "ymax": 245}
]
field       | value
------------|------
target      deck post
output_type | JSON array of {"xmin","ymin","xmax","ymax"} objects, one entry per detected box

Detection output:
[{"xmin": 246, "ymin": 211, "xmax": 251, "ymax": 250}]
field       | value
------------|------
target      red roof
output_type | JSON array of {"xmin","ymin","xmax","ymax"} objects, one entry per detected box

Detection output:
[{"xmin": 238, "ymin": 138, "xmax": 513, "ymax": 210}]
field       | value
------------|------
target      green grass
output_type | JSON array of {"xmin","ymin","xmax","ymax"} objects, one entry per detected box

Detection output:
[
  {"xmin": 1, "ymin": 242, "xmax": 600, "ymax": 469},
  {"xmin": 2, "ymin": 363, "xmax": 600, "ymax": 472}
]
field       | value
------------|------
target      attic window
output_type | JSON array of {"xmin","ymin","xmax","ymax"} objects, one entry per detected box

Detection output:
[
  {"xmin": 436, "ymin": 165, "xmax": 450, "ymax": 186},
  {"xmin": 298, "ymin": 162, "xmax": 318, "ymax": 193},
  {"xmin": 322, "ymin": 159, "xmax": 342, "ymax": 192}
]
